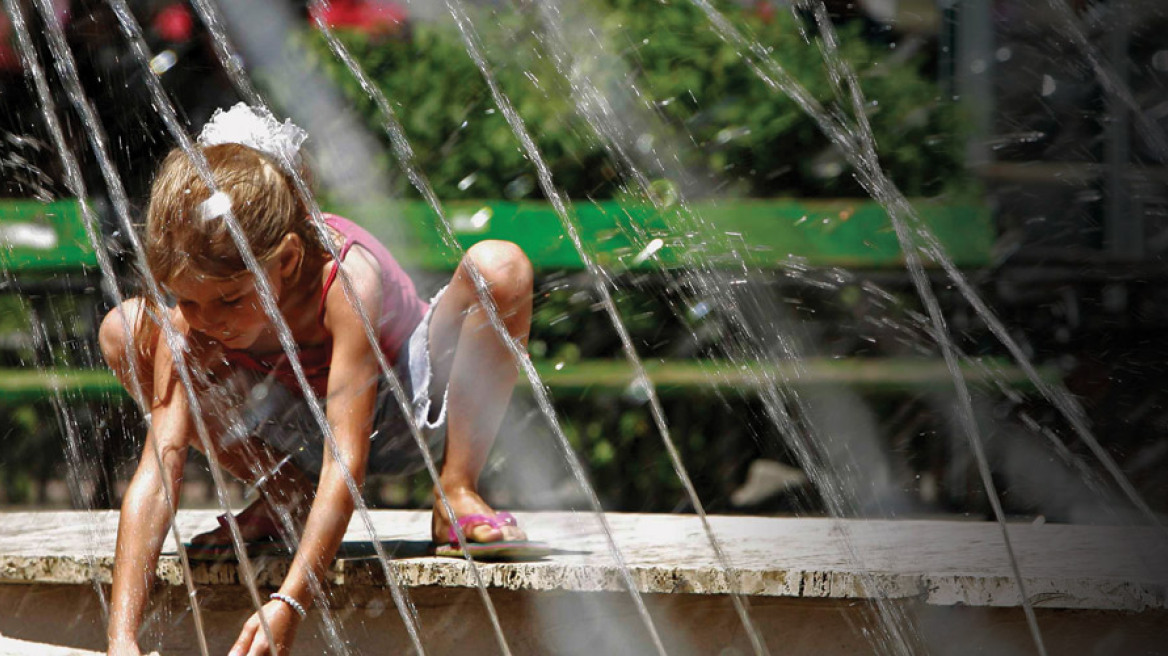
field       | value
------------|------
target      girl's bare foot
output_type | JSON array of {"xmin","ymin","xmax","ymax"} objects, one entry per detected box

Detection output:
[
  {"xmin": 190, "ymin": 496, "xmax": 302, "ymax": 547},
  {"xmin": 431, "ymin": 487, "xmax": 527, "ymax": 544}
]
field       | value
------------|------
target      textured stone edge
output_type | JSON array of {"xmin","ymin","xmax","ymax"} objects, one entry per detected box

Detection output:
[
  {"xmin": 0, "ymin": 555, "xmax": 113, "ymax": 586},
  {"xmin": 0, "ymin": 636, "xmax": 104, "ymax": 656},
  {"xmin": 3, "ymin": 554, "xmax": 1164, "ymax": 611}
]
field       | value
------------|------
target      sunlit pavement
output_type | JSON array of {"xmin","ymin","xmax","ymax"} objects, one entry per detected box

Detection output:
[{"xmin": 0, "ymin": 511, "xmax": 1165, "ymax": 654}]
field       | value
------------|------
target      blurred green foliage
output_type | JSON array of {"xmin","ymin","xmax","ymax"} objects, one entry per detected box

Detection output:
[
  {"xmin": 305, "ymin": 0, "xmax": 966, "ymax": 200},
  {"xmin": 296, "ymin": 0, "xmax": 967, "ymax": 510},
  {"xmin": 2, "ymin": 1, "xmax": 971, "ymax": 512},
  {"xmin": 550, "ymin": 392, "xmax": 775, "ymax": 512}
]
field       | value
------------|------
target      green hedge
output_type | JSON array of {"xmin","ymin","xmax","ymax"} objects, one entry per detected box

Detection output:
[{"xmin": 304, "ymin": 0, "xmax": 966, "ymax": 200}]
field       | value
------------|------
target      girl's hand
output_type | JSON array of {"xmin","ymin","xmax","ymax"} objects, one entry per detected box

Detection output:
[{"xmin": 228, "ymin": 599, "xmax": 302, "ymax": 656}]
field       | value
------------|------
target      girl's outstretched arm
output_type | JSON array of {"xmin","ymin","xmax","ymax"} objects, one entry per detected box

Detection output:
[
  {"xmin": 108, "ymin": 353, "xmax": 192, "ymax": 656},
  {"xmin": 229, "ymin": 255, "xmax": 383, "ymax": 656}
]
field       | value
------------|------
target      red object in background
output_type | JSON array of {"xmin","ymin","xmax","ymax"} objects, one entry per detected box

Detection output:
[
  {"xmin": 0, "ymin": 12, "xmax": 17, "ymax": 72},
  {"xmin": 753, "ymin": 1, "xmax": 776, "ymax": 24},
  {"xmin": 310, "ymin": 0, "xmax": 407, "ymax": 37},
  {"xmin": 153, "ymin": 3, "xmax": 194, "ymax": 43}
]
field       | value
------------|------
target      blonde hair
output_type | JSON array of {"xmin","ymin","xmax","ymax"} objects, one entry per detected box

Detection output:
[
  {"xmin": 133, "ymin": 144, "xmax": 327, "ymax": 363},
  {"xmin": 144, "ymin": 143, "xmax": 324, "ymax": 284}
]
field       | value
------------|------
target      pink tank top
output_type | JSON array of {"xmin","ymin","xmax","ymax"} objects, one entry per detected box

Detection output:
[{"xmin": 225, "ymin": 214, "xmax": 428, "ymax": 397}]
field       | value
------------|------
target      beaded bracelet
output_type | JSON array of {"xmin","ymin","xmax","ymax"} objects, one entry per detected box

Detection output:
[{"xmin": 269, "ymin": 592, "xmax": 307, "ymax": 619}]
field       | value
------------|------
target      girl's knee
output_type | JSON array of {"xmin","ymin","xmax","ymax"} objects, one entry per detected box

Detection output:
[
  {"xmin": 99, "ymin": 298, "xmax": 149, "ymax": 371},
  {"xmin": 463, "ymin": 241, "xmax": 533, "ymax": 307},
  {"xmin": 99, "ymin": 304, "xmax": 131, "ymax": 368}
]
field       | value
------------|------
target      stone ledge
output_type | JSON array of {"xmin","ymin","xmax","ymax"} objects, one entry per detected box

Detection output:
[
  {"xmin": 0, "ymin": 511, "xmax": 1164, "ymax": 612},
  {"xmin": 0, "ymin": 636, "xmax": 103, "ymax": 656}
]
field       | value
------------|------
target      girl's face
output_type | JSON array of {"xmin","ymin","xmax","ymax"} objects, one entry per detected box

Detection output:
[
  {"xmin": 167, "ymin": 269, "xmax": 273, "ymax": 350},
  {"xmin": 166, "ymin": 235, "xmax": 303, "ymax": 350}
]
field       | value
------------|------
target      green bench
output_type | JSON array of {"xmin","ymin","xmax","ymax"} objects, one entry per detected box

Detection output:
[
  {"xmin": 0, "ymin": 199, "xmax": 102, "ymax": 371},
  {"xmin": 372, "ymin": 198, "xmax": 995, "ymax": 272},
  {"xmin": 1, "ymin": 197, "xmax": 1035, "ymax": 404},
  {"xmin": 0, "ymin": 199, "xmax": 98, "ymax": 276},
  {"xmin": 0, "ymin": 356, "xmax": 1056, "ymax": 404}
]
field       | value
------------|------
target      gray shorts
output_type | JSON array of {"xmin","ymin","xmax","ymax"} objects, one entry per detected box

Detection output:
[{"xmin": 225, "ymin": 289, "xmax": 448, "ymax": 481}]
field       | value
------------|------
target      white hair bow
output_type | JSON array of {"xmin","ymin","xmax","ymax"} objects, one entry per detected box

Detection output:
[
  {"xmin": 195, "ymin": 103, "xmax": 308, "ymax": 222},
  {"xmin": 197, "ymin": 102, "xmax": 308, "ymax": 173}
]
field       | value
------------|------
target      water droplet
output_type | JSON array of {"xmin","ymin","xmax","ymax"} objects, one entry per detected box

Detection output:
[
  {"xmin": 715, "ymin": 126, "xmax": 751, "ymax": 144},
  {"xmin": 451, "ymin": 207, "xmax": 492, "ymax": 233},
  {"xmin": 648, "ymin": 179, "xmax": 678, "ymax": 207},
  {"xmin": 149, "ymin": 50, "xmax": 178, "ymax": 75},
  {"xmin": 366, "ymin": 598, "xmax": 386, "ymax": 618},
  {"xmin": 623, "ymin": 379, "xmax": 651, "ymax": 403},
  {"xmin": 632, "ymin": 238, "xmax": 665, "ymax": 265},
  {"xmin": 812, "ymin": 160, "xmax": 844, "ymax": 179},
  {"xmin": 1153, "ymin": 50, "xmax": 1168, "ymax": 72},
  {"xmin": 469, "ymin": 208, "xmax": 491, "ymax": 229},
  {"xmin": 689, "ymin": 301, "xmax": 711, "ymax": 320},
  {"xmin": 504, "ymin": 174, "xmax": 535, "ymax": 199},
  {"xmin": 1041, "ymin": 75, "xmax": 1057, "ymax": 97}
]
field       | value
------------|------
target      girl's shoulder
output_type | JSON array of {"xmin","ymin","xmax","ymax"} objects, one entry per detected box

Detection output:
[
  {"xmin": 322, "ymin": 214, "xmax": 396, "ymax": 254},
  {"xmin": 317, "ymin": 235, "xmax": 386, "ymax": 331},
  {"xmin": 319, "ymin": 214, "xmax": 386, "ymax": 288}
]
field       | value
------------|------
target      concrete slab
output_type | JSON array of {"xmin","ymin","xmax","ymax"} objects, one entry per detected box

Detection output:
[
  {"xmin": 1, "ymin": 511, "xmax": 1166, "ymax": 654},
  {"xmin": 0, "ymin": 510, "xmax": 1164, "ymax": 611},
  {"xmin": 0, "ymin": 636, "xmax": 102, "ymax": 656}
]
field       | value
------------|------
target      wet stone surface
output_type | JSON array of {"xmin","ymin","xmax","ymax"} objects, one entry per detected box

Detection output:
[{"xmin": 0, "ymin": 510, "xmax": 1165, "ymax": 611}]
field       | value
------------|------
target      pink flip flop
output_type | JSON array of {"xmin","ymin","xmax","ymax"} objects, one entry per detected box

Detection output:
[{"xmin": 433, "ymin": 512, "xmax": 551, "ymax": 561}]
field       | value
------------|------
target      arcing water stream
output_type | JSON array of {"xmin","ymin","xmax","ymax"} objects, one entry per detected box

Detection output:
[
  {"xmin": 106, "ymin": 2, "xmax": 430, "ymax": 652},
  {"xmin": 694, "ymin": 0, "xmax": 1165, "ymax": 649},
  {"xmin": 526, "ymin": 2, "xmax": 925, "ymax": 651},
  {"xmin": 521, "ymin": 0, "xmax": 1165, "ymax": 651},
  {"xmin": 5, "ymin": 2, "xmax": 212, "ymax": 652},
  {"xmin": 4, "ymin": 0, "xmax": 1166, "ymax": 654},
  {"xmin": 189, "ymin": 1, "xmax": 515, "ymax": 651}
]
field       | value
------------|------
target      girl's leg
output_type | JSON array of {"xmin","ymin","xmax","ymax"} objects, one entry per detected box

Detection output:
[
  {"xmin": 186, "ymin": 434, "xmax": 315, "ymax": 545},
  {"xmin": 427, "ymin": 240, "xmax": 534, "ymax": 543},
  {"xmin": 99, "ymin": 298, "xmax": 154, "ymax": 409},
  {"xmin": 186, "ymin": 378, "xmax": 315, "ymax": 544},
  {"xmin": 100, "ymin": 300, "xmax": 313, "ymax": 543}
]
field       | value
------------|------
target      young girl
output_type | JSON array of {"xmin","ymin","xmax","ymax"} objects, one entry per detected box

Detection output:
[{"xmin": 99, "ymin": 104, "xmax": 541, "ymax": 656}]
